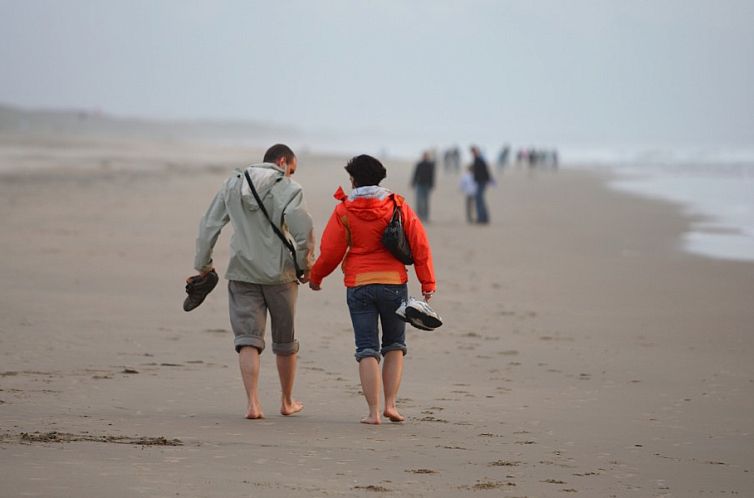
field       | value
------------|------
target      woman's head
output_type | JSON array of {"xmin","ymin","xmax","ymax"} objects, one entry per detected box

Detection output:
[{"xmin": 345, "ymin": 155, "xmax": 387, "ymax": 187}]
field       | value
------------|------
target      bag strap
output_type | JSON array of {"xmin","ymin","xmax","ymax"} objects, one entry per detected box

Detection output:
[
  {"xmin": 390, "ymin": 195, "xmax": 402, "ymax": 224},
  {"xmin": 244, "ymin": 169, "xmax": 304, "ymax": 278}
]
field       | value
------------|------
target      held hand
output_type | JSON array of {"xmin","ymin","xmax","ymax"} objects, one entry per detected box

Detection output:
[
  {"xmin": 187, "ymin": 268, "xmax": 214, "ymax": 283},
  {"xmin": 298, "ymin": 271, "xmax": 311, "ymax": 284},
  {"xmin": 422, "ymin": 291, "xmax": 434, "ymax": 302},
  {"xmin": 309, "ymin": 281, "xmax": 321, "ymax": 291}
]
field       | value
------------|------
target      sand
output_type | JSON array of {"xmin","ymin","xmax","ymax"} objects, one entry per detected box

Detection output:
[{"xmin": 1, "ymin": 132, "xmax": 753, "ymax": 497}]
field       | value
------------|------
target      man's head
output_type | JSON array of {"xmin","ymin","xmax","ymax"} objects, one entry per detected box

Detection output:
[
  {"xmin": 345, "ymin": 155, "xmax": 387, "ymax": 188},
  {"xmin": 470, "ymin": 145, "xmax": 480, "ymax": 158},
  {"xmin": 264, "ymin": 144, "xmax": 297, "ymax": 176}
]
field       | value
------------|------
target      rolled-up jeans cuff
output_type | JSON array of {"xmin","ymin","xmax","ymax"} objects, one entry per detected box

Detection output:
[
  {"xmin": 272, "ymin": 340, "xmax": 300, "ymax": 356},
  {"xmin": 355, "ymin": 348, "xmax": 381, "ymax": 362},
  {"xmin": 381, "ymin": 343, "xmax": 407, "ymax": 357},
  {"xmin": 235, "ymin": 336, "xmax": 265, "ymax": 354}
]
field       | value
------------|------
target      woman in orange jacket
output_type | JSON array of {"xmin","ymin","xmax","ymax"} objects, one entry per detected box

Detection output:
[{"xmin": 309, "ymin": 154, "xmax": 436, "ymax": 424}]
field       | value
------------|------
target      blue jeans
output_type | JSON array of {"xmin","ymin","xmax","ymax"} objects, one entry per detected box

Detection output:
[
  {"xmin": 415, "ymin": 184, "xmax": 431, "ymax": 221},
  {"xmin": 465, "ymin": 195, "xmax": 475, "ymax": 223},
  {"xmin": 346, "ymin": 284, "xmax": 408, "ymax": 362},
  {"xmin": 475, "ymin": 183, "xmax": 489, "ymax": 223}
]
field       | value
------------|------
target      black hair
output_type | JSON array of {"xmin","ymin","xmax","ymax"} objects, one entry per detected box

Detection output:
[
  {"xmin": 263, "ymin": 144, "xmax": 295, "ymax": 164},
  {"xmin": 344, "ymin": 154, "xmax": 387, "ymax": 187}
]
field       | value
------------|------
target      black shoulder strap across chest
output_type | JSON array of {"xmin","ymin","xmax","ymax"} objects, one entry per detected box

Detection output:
[{"xmin": 243, "ymin": 170, "xmax": 303, "ymax": 278}]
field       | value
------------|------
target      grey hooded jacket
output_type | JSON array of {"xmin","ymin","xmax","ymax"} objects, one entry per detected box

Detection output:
[{"xmin": 194, "ymin": 163, "xmax": 315, "ymax": 285}]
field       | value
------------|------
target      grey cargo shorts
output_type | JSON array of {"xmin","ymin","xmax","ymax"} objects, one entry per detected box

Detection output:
[{"xmin": 228, "ymin": 280, "xmax": 300, "ymax": 355}]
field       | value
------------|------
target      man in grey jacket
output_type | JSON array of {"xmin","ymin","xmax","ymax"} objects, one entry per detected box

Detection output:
[{"xmin": 192, "ymin": 144, "xmax": 314, "ymax": 419}]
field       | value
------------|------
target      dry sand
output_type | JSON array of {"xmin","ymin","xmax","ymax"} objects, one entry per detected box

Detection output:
[{"xmin": 1, "ymin": 133, "xmax": 753, "ymax": 497}]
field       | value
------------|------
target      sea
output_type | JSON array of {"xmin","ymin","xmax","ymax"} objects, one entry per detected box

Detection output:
[{"xmin": 556, "ymin": 146, "xmax": 754, "ymax": 263}]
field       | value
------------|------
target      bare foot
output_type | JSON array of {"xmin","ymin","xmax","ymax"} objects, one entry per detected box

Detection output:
[
  {"xmin": 383, "ymin": 407, "xmax": 405, "ymax": 422},
  {"xmin": 245, "ymin": 403, "xmax": 264, "ymax": 420},
  {"xmin": 360, "ymin": 414, "xmax": 381, "ymax": 425},
  {"xmin": 280, "ymin": 399, "xmax": 304, "ymax": 416}
]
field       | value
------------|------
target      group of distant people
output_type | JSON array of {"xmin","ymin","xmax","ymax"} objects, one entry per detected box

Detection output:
[
  {"xmin": 512, "ymin": 147, "xmax": 559, "ymax": 170},
  {"xmin": 442, "ymin": 147, "xmax": 462, "ymax": 173},
  {"xmin": 411, "ymin": 145, "xmax": 493, "ymax": 225},
  {"xmin": 412, "ymin": 143, "xmax": 560, "ymax": 225}
]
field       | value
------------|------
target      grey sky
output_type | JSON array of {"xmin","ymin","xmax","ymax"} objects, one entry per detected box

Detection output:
[{"xmin": 1, "ymin": 0, "xmax": 753, "ymax": 150}]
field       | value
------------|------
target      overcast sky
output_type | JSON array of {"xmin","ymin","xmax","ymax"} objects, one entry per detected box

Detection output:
[{"xmin": 1, "ymin": 0, "xmax": 753, "ymax": 151}]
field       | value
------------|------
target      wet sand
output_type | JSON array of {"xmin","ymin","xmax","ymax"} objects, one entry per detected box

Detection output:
[{"xmin": 1, "ymin": 134, "xmax": 753, "ymax": 497}]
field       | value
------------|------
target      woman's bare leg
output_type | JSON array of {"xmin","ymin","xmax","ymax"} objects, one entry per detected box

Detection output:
[
  {"xmin": 382, "ymin": 350, "xmax": 405, "ymax": 422},
  {"xmin": 358, "ymin": 357, "xmax": 382, "ymax": 424}
]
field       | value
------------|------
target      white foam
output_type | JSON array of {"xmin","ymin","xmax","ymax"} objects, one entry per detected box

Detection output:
[{"xmin": 609, "ymin": 168, "xmax": 754, "ymax": 262}]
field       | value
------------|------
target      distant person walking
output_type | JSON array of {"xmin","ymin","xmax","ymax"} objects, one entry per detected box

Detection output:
[
  {"xmin": 190, "ymin": 144, "xmax": 315, "ymax": 420},
  {"xmin": 451, "ymin": 146, "xmax": 461, "ymax": 172},
  {"xmin": 470, "ymin": 145, "xmax": 492, "ymax": 224},
  {"xmin": 497, "ymin": 144, "xmax": 510, "ymax": 171},
  {"xmin": 411, "ymin": 151, "xmax": 435, "ymax": 222},
  {"xmin": 459, "ymin": 164, "xmax": 477, "ymax": 223},
  {"xmin": 309, "ymin": 155, "xmax": 436, "ymax": 425}
]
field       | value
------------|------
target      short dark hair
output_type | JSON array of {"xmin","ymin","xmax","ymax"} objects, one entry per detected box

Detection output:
[
  {"xmin": 345, "ymin": 155, "xmax": 387, "ymax": 187},
  {"xmin": 263, "ymin": 144, "xmax": 295, "ymax": 164}
]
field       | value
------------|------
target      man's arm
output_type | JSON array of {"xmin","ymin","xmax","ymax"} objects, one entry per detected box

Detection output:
[{"xmin": 194, "ymin": 189, "xmax": 230, "ymax": 273}]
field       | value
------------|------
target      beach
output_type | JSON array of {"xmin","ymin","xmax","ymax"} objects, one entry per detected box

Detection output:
[{"xmin": 1, "ymin": 133, "xmax": 753, "ymax": 497}]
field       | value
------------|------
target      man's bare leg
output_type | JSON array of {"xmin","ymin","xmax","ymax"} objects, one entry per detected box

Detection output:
[
  {"xmin": 382, "ymin": 350, "xmax": 405, "ymax": 422},
  {"xmin": 239, "ymin": 346, "xmax": 264, "ymax": 419},
  {"xmin": 277, "ymin": 353, "xmax": 303, "ymax": 416},
  {"xmin": 359, "ymin": 357, "xmax": 382, "ymax": 424}
]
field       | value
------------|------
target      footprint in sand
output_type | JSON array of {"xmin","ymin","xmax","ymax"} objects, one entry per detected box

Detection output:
[
  {"xmin": 418, "ymin": 415, "xmax": 448, "ymax": 423},
  {"xmin": 204, "ymin": 328, "xmax": 228, "ymax": 334},
  {"xmin": 467, "ymin": 481, "xmax": 517, "ymax": 490},
  {"xmin": 353, "ymin": 485, "xmax": 390, "ymax": 492},
  {"xmin": 405, "ymin": 469, "xmax": 438, "ymax": 474}
]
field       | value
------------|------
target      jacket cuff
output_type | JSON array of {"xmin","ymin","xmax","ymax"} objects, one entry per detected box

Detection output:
[
  {"xmin": 195, "ymin": 259, "xmax": 214, "ymax": 273},
  {"xmin": 309, "ymin": 272, "xmax": 323, "ymax": 286}
]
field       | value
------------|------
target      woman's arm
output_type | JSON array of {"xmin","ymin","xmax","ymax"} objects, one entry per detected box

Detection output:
[
  {"xmin": 401, "ymin": 202, "xmax": 436, "ymax": 296},
  {"xmin": 309, "ymin": 208, "xmax": 349, "ymax": 288}
]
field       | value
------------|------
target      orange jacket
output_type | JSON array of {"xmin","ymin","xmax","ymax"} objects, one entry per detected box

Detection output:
[{"xmin": 310, "ymin": 186, "xmax": 436, "ymax": 293}]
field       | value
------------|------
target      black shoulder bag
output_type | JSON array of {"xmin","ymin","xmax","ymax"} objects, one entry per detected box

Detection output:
[
  {"xmin": 381, "ymin": 195, "xmax": 414, "ymax": 265},
  {"xmin": 244, "ymin": 170, "xmax": 304, "ymax": 278}
]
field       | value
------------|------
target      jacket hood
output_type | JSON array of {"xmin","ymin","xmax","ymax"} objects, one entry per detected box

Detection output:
[
  {"xmin": 239, "ymin": 163, "xmax": 285, "ymax": 211},
  {"xmin": 333, "ymin": 185, "xmax": 397, "ymax": 221}
]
